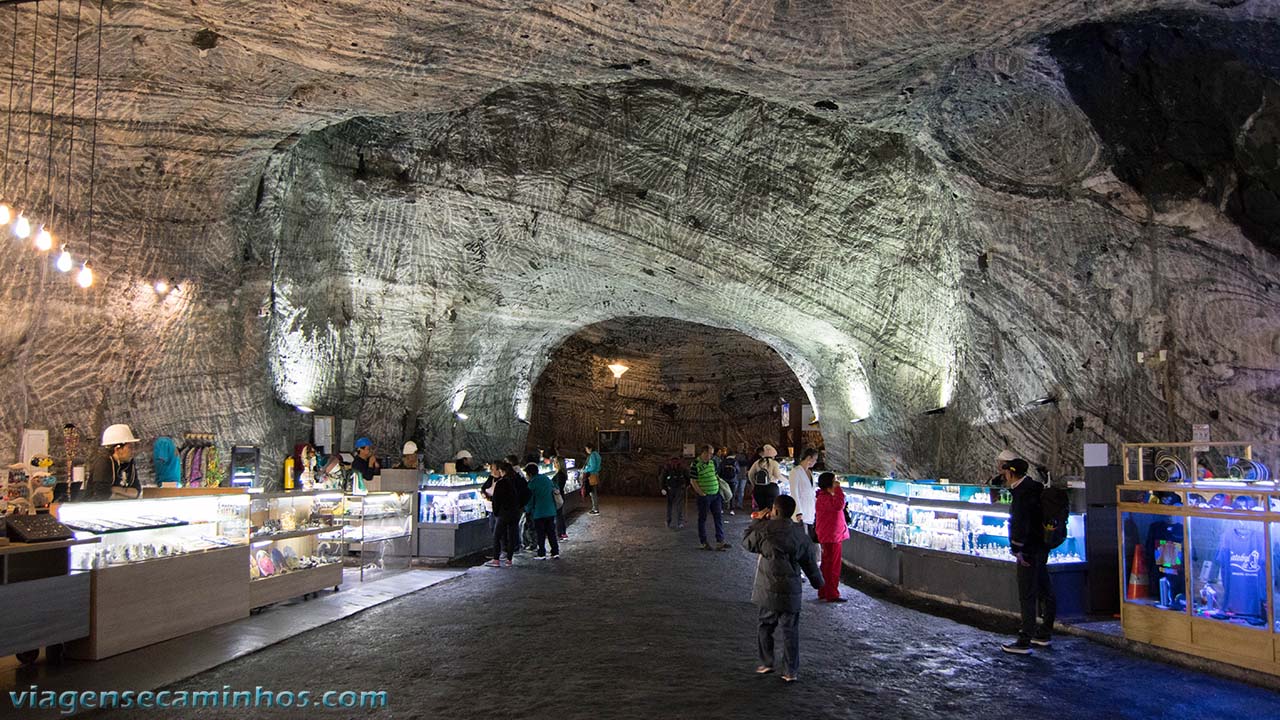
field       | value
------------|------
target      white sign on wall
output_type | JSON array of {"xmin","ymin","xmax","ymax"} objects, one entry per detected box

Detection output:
[{"xmin": 1192, "ymin": 424, "xmax": 1210, "ymax": 453}]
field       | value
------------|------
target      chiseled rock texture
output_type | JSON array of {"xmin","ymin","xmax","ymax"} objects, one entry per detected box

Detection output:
[
  {"xmin": 523, "ymin": 317, "xmax": 806, "ymax": 495},
  {"xmin": 0, "ymin": 1, "xmax": 1279, "ymax": 481}
]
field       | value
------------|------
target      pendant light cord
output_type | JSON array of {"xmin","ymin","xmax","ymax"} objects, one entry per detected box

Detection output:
[
  {"xmin": 86, "ymin": 0, "xmax": 101, "ymax": 245},
  {"xmin": 22, "ymin": 2, "xmax": 39, "ymax": 200},
  {"xmin": 45, "ymin": 0, "xmax": 61, "ymax": 225},
  {"xmin": 63, "ymin": 0, "xmax": 81, "ymax": 224},
  {"xmin": 3, "ymin": 6, "xmax": 18, "ymax": 196}
]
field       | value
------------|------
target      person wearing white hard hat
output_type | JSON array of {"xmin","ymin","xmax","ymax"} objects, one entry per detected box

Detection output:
[
  {"xmin": 84, "ymin": 424, "xmax": 142, "ymax": 501},
  {"xmin": 395, "ymin": 441, "xmax": 420, "ymax": 470},
  {"xmin": 454, "ymin": 449, "xmax": 475, "ymax": 473},
  {"xmin": 991, "ymin": 449, "xmax": 1021, "ymax": 487}
]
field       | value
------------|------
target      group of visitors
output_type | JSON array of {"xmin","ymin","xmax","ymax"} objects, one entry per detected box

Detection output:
[{"xmin": 479, "ymin": 445, "xmax": 601, "ymax": 566}]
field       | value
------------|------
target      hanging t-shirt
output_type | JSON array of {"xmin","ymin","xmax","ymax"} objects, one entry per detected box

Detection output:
[{"xmin": 1214, "ymin": 526, "xmax": 1266, "ymax": 617}]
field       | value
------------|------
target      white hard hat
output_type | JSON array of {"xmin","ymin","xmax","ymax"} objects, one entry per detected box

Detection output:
[
  {"xmin": 402, "ymin": 441, "xmax": 419, "ymax": 455},
  {"xmin": 996, "ymin": 449, "xmax": 1019, "ymax": 463},
  {"xmin": 101, "ymin": 424, "xmax": 140, "ymax": 446},
  {"xmin": 761, "ymin": 444, "xmax": 778, "ymax": 458},
  {"xmin": 454, "ymin": 449, "xmax": 472, "ymax": 460}
]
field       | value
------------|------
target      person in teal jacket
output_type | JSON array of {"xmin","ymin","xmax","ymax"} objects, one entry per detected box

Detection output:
[
  {"xmin": 152, "ymin": 436, "xmax": 181, "ymax": 486},
  {"xmin": 524, "ymin": 463, "xmax": 561, "ymax": 559},
  {"xmin": 582, "ymin": 444, "xmax": 602, "ymax": 515}
]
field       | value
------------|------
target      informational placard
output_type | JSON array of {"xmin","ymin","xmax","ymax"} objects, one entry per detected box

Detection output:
[
  {"xmin": 1083, "ymin": 443, "xmax": 1108, "ymax": 467},
  {"xmin": 340, "ymin": 418, "xmax": 356, "ymax": 453},
  {"xmin": 682, "ymin": 443, "xmax": 696, "ymax": 457},
  {"xmin": 313, "ymin": 416, "xmax": 334, "ymax": 453},
  {"xmin": 780, "ymin": 402, "xmax": 790, "ymax": 427},
  {"xmin": 19, "ymin": 428, "xmax": 49, "ymax": 464},
  {"xmin": 1192, "ymin": 424, "xmax": 1210, "ymax": 453}
]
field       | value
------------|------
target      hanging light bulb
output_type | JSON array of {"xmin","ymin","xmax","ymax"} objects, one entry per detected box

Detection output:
[
  {"xmin": 12, "ymin": 212, "xmax": 30, "ymax": 239},
  {"xmin": 153, "ymin": 279, "xmax": 169, "ymax": 294},
  {"xmin": 0, "ymin": 203, "xmax": 11, "ymax": 226},
  {"xmin": 34, "ymin": 225, "xmax": 52, "ymax": 252},
  {"xmin": 76, "ymin": 262, "xmax": 93, "ymax": 288},
  {"xmin": 55, "ymin": 245, "xmax": 73, "ymax": 272}
]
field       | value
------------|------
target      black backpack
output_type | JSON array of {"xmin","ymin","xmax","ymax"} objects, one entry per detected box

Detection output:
[
  {"xmin": 750, "ymin": 460, "xmax": 770, "ymax": 485},
  {"xmin": 718, "ymin": 461, "xmax": 737, "ymax": 482},
  {"xmin": 1040, "ymin": 486, "xmax": 1070, "ymax": 550}
]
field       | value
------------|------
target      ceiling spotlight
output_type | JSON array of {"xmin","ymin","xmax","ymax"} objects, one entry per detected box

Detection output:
[
  {"xmin": 76, "ymin": 262, "xmax": 94, "ymax": 289},
  {"xmin": 1026, "ymin": 395, "xmax": 1058, "ymax": 406},
  {"xmin": 33, "ymin": 225, "xmax": 52, "ymax": 252},
  {"xmin": 295, "ymin": 405, "xmax": 314, "ymax": 414},
  {"xmin": 454, "ymin": 412, "xmax": 469, "ymax": 421},
  {"xmin": 850, "ymin": 417, "xmax": 869, "ymax": 424},
  {"xmin": 55, "ymin": 245, "xmax": 73, "ymax": 273},
  {"xmin": 12, "ymin": 212, "xmax": 30, "ymax": 239},
  {"xmin": 607, "ymin": 363, "xmax": 630, "ymax": 380},
  {"xmin": 516, "ymin": 416, "xmax": 530, "ymax": 425},
  {"xmin": 922, "ymin": 406, "xmax": 947, "ymax": 416},
  {"xmin": 0, "ymin": 203, "xmax": 10, "ymax": 225},
  {"xmin": 153, "ymin": 279, "xmax": 170, "ymax": 294}
]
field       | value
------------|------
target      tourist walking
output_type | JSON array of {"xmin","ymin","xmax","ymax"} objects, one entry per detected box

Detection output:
[
  {"xmin": 790, "ymin": 448, "xmax": 819, "ymax": 540},
  {"xmin": 814, "ymin": 472, "xmax": 849, "ymax": 602},
  {"xmin": 523, "ymin": 463, "xmax": 561, "ymax": 559},
  {"xmin": 485, "ymin": 463, "xmax": 524, "ymax": 567},
  {"xmin": 689, "ymin": 445, "xmax": 728, "ymax": 550},
  {"xmin": 552, "ymin": 455, "xmax": 570, "ymax": 540},
  {"xmin": 582, "ymin": 444, "xmax": 602, "ymax": 514},
  {"xmin": 717, "ymin": 448, "xmax": 741, "ymax": 515},
  {"xmin": 748, "ymin": 444, "xmax": 784, "ymax": 512},
  {"xmin": 660, "ymin": 456, "xmax": 688, "ymax": 528},
  {"xmin": 743, "ymin": 494, "xmax": 824, "ymax": 683},
  {"xmin": 1000, "ymin": 457, "xmax": 1057, "ymax": 654}
]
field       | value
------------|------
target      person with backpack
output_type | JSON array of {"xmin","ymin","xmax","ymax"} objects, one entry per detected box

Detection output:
[
  {"xmin": 748, "ymin": 444, "xmax": 784, "ymax": 512},
  {"xmin": 1000, "ymin": 457, "xmax": 1058, "ymax": 654},
  {"xmin": 660, "ymin": 457, "xmax": 688, "ymax": 529},
  {"xmin": 717, "ymin": 448, "xmax": 741, "ymax": 515}
]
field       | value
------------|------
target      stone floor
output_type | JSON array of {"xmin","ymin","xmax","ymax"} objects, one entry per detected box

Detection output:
[{"xmin": 16, "ymin": 497, "xmax": 1280, "ymax": 720}]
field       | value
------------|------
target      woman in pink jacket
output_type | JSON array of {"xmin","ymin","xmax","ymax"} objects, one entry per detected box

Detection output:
[{"xmin": 814, "ymin": 472, "xmax": 850, "ymax": 603}]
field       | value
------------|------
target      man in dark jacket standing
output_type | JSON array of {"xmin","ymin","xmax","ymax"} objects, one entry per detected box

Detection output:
[
  {"xmin": 1001, "ymin": 457, "xmax": 1057, "ymax": 654},
  {"xmin": 743, "ymin": 494, "xmax": 824, "ymax": 682}
]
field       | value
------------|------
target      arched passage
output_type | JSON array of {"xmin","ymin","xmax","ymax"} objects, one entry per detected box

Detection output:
[{"xmin": 521, "ymin": 317, "xmax": 814, "ymax": 493}]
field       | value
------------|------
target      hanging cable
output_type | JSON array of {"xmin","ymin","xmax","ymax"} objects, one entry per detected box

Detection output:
[
  {"xmin": 44, "ymin": 0, "xmax": 62, "ymax": 227},
  {"xmin": 2, "ymin": 6, "xmax": 19, "ymax": 200},
  {"xmin": 85, "ymin": 0, "xmax": 101, "ymax": 247},
  {"xmin": 21, "ymin": 2, "xmax": 39, "ymax": 201},
  {"xmin": 63, "ymin": 0, "xmax": 82, "ymax": 224}
]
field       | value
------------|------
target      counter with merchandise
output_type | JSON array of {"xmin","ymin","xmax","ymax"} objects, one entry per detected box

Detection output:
[
  {"xmin": 56, "ymin": 488, "xmax": 251, "ymax": 659},
  {"xmin": 415, "ymin": 471, "xmax": 492, "ymax": 561},
  {"xmin": 337, "ymin": 490, "xmax": 413, "ymax": 580},
  {"xmin": 247, "ymin": 490, "xmax": 345, "ymax": 609},
  {"xmin": 839, "ymin": 475, "xmax": 1089, "ymax": 617}
]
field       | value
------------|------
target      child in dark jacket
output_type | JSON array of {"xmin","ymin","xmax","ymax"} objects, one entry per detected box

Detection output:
[{"xmin": 743, "ymin": 495, "xmax": 823, "ymax": 683}]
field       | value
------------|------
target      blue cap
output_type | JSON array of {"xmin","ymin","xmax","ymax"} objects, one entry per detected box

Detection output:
[{"xmin": 355, "ymin": 437, "xmax": 373, "ymax": 449}]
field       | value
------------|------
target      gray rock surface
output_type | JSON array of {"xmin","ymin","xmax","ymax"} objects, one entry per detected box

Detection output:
[{"xmin": 0, "ymin": 1, "xmax": 1278, "ymax": 482}]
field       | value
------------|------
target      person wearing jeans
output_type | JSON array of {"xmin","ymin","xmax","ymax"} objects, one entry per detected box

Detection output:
[
  {"xmin": 1000, "ymin": 457, "xmax": 1057, "ymax": 653},
  {"xmin": 484, "ymin": 463, "xmax": 523, "ymax": 567},
  {"xmin": 582, "ymin": 444, "xmax": 602, "ymax": 515},
  {"xmin": 660, "ymin": 457, "xmax": 687, "ymax": 528},
  {"xmin": 523, "ymin": 463, "xmax": 561, "ymax": 559},
  {"xmin": 744, "ymin": 494, "xmax": 824, "ymax": 683},
  {"xmin": 689, "ymin": 445, "xmax": 727, "ymax": 550}
]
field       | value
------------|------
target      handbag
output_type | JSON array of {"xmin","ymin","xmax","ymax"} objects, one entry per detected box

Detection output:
[
  {"xmin": 553, "ymin": 487, "xmax": 564, "ymax": 509},
  {"xmin": 718, "ymin": 479, "xmax": 732, "ymax": 504}
]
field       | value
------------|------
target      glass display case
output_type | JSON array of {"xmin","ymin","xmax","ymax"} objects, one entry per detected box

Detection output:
[
  {"xmin": 247, "ymin": 490, "xmax": 344, "ymax": 607},
  {"xmin": 840, "ymin": 475, "xmax": 1083, "ymax": 564},
  {"xmin": 416, "ymin": 472, "xmax": 493, "ymax": 561},
  {"xmin": 59, "ymin": 492, "xmax": 250, "ymax": 570},
  {"xmin": 337, "ymin": 491, "xmax": 412, "ymax": 580},
  {"xmin": 1115, "ymin": 461, "xmax": 1280, "ymax": 677}
]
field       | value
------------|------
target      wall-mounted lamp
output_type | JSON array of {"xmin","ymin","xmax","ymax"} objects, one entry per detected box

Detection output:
[
  {"xmin": 607, "ymin": 363, "xmax": 630, "ymax": 380},
  {"xmin": 454, "ymin": 412, "xmax": 469, "ymax": 421},
  {"xmin": 516, "ymin": 417, "xmax": 530, "ymax": 425},
  {"xmin": 295, "ymin": 405, "xmax": 315, "ymax": 414},
  {"xmin": 1025, "ymin": 395, "xmax": 1058, "ymax": 406},
  {"xmin": 849, "ymin": 417, "xmax": 869, "ymax": 425},
  {"xmin": 922, "ymin": 406, "xmax": 947, "ymax": 416}
]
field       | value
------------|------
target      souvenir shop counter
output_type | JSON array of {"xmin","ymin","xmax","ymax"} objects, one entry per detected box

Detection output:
[
  {"xmin": 838, "ymin": 475, "xmax": 1089, "ymax": 617},
  {"xmin": 56, "ymin": 490, "xmax": 251, "ymax": 660},
  {"xmin": 1117, "ymin": 480, "xmax": 1280, "ymax": 677},
  {"xmin": 0, "ymin": 536, "xmax": 98, "ymax": 663}
]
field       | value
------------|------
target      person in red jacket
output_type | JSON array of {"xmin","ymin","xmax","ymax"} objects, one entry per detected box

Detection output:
[{"xmin": 814, "ymin": 472, "xmax": 850, "ymax": 603}]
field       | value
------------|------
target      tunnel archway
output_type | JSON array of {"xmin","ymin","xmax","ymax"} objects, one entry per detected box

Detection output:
[{"xmin": 522, "ymin": 317, "xmax": 818, "ymax": 494}]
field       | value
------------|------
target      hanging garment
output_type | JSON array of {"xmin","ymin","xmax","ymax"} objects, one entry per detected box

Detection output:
[{"xmin": 1214, "ymin": 526, "xmax": 1266, "ymax": 617}]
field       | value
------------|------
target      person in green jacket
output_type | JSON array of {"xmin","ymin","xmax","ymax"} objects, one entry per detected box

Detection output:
[
  {"xmin": 524, "ymin": 463, "xmax": 561, "ymax": 559},
  {"xmin": 582, "ymin": 444, "xmax": 602, "ymax": 515},
  {"xmin": 690, "ymin": 444, "xmax": 728, "ymax": 550}
]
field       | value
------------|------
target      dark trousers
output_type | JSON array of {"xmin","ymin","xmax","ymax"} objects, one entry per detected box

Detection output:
[
  {"xmin": 696, "ymin": 493, "xmax": 724, "ymax": 544},
  {"xmin": 555, "ymin": 506, "xmax": 567, "ymax": 536},
  {"xmin": 757, "ymin": 608, "xmax": 801, "ymax": 676},
  {"xmin": 1016, "ymin": 551, "xmax": 1056, "ymax": 639},
  {"xmin": 819, "ymin": 542, "xmax": 842, "ymax": 600},
  {"xmin": 666, "ymin": 485, "xmax": 686, "ymax": 526},
  {"xmin": 533, "ymin": 516, "xmax": 560, "ymax": 557},
  {"xmin": 492, "ymin": 515, "xmax": 519, "ymax": 560}
]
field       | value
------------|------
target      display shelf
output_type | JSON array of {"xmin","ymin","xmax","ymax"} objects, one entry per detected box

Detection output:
[
  {"xmin": 247, "ymin": 491, "xmax": 346, "ymax": 602},
  {"xmin": 249, "ymin": 526, "xmax": 333, "ymax": 543},
  {"xmin": 249, "ymin": 562, "xmax": 342, "ymax": 608},
  {"xmin": 59, "ymin": 492, "xmax": 250, "ymax": 570}
]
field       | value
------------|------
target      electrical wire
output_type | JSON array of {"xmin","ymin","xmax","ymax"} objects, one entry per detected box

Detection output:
[
  {"xmin": 44, "ymin": 0, "xmax": 61, "ymax": 224},
  {"xmin": 85, "ymin": 0, "xmax": 101, "ymax": 246},
  {"xmin": 3, "ymin": 6, "xmax": 18, "ymax": 196},
  {"xmin": 63, "ymin": 0, "xmax": 81, "ymax": 221},
  {"xmin": 21, "ymin": 2, "xmax": 39, "ymax": 200}
]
